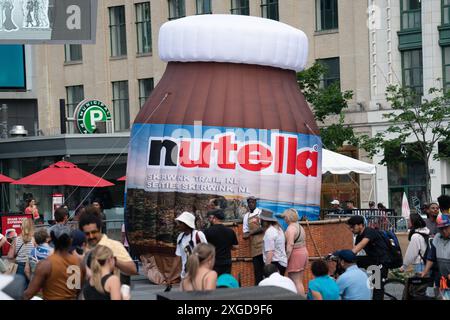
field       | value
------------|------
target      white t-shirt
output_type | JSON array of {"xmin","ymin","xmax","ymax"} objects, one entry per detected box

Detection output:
[
  {"xmin": 175, "ymin": 230, "xmax": 207, "ymax": 278},
  {"xmin": 263, "ymin": 225, "xmax": 288, "ymax": 267},
  {"xmin": 259, "ymin": 272, "xmax": 297, "ymax": 294},
  {"xmin": 243, "ymin": 208, "xmax": 262, "ymax": 233}
]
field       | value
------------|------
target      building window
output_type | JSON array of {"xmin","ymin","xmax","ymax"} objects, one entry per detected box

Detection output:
[
  {"xmin": 135, "ymin": 2, "xmax": 152, "ymax": 54},
  {"xmin": 66, "ymin": 85, "xmax": 84, "ymax": 133},
  {"xmin": 139, "ymin": 78, "xmax": 154, "ymax": 108},
  {"xmin": 443, "ymin": 47, "xmax": 450, "ymax": 91},
  {"xmin": 168, "ymin": 0, "xmax": 185, "ymax": 20},
  {"xmin": 230, "ymin": 0, "xmax": 249, "ymax": 15},
  {"xmin": 402, "ymin": 49, "xmax": 423, "ymax": 95},
  {"xmin": 261, "ymin": 0, "xmax": 278, "ymax": 21},
  {"xmin": 444, "ymin": 0, "xmax": 450, "ymax": 25},
  {"xmin": 317, "ymin": 57, "xmax": 340, "ymax": 89},
  {"xmin": 387, "ymin": 143, "xmax": 427, "ymax": 215},
  {"xmin": 112, "ymin": 81, "xmax": 130, "ymax": 131},
  {"xmin": 316, "ymin": 0, "xmax": 338, "ymax": 31},
  {"xmin": 401, "ymin": 0, "xmax": 421, "ymax": 30},
  {"xmin": 64, "ymin": 44, "xmax": 82, "ymax": 62},
  {"xmin": 196, "ymin": 0, "xmax": 212, "ymax": 14},
  {"xmin": 109, "ymin": 6, "xmax": 127, "ymax": 57}
]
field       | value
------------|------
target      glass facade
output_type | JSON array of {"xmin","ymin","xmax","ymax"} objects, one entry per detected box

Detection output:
[
  {"xmin": 402, "ymin": 49, "xmax": 423, "ymax": 95},
  {"xmin": 109, "ymin": 6, "xmax": 127, "ymax": 57},
  {"xmin": 196, "ymin": 0, "xmax": 212, "ymax": 14},
  {"xmin": 135, "ymin": 2, "xmax": 152, "ymax": 54},
  {"xmin": 231, "ymin": 0, "xmax": 249, "ymax": 15},
  {"xmin": 139, "ymin": 78, "xmax": 154, "ymax": 108},
  {"xmin": 66, "ymin": 85, "xmax": 84, "ymax": 134},
  {"xmin": 168, "ymin": 0, "xmax": 186, "ymax": 20},
  {"xmin": 316, "ymin": 0, "xmax": 338, "ymax": 31},
  {"xmin": 261, "ymin": 0, "xmax": 278, "ymax": 21},
  {"xmin": 401, "ymin": 0, "xmax": 421, "ymax": 30},
  {"xmin": 2, "ymin": 155, "xmax": 126, "ymax": 221},
  {"xmin": 112, "ymin": 81, "xmax": 130, "ymax": 132},
  {"xmin": 64, "ymin": 44, "xmax": 82, "ymax": 62},
  {"xmin": 317, "ymin": 57, "xmax": 340, "ymax": 89}
]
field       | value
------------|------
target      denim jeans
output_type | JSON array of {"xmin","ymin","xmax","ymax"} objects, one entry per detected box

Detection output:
[{"xmin": 413, "ymin": 263, "xmax": 425, "ymax": 273}]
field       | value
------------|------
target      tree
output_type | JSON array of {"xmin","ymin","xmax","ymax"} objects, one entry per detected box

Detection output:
[
  {"xmin": 359, "ymin": 85, "xmax": 450, "ymax": 203},
  {"xmin": 297, "ymin": 62, "xmax": 358, "ymax": 151}
]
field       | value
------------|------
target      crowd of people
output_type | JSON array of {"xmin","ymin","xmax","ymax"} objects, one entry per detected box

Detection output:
[
  {"xmin": 167, "ymin": 194, "xmax": 450, "ymax": 300},
  {"xmin": 1, "ymin": 193, "xmax": 449, "ymax": 300},
  {"xmin": 0, "ymin": 204, "xmax": 137, "ymax": 300}
]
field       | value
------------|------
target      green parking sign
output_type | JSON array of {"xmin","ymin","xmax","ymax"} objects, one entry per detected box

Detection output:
[{"xmin": 75, "ymin": 99, "xmax": 111, "ymax": 134}]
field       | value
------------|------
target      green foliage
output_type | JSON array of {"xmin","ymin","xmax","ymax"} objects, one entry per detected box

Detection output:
[
  {"xmin": 297, "ymin": 62, "xmax": 355, "ymax": 151},
  {"xmin": 359, "ymin": 84, "xmax": 450, "ymax": 202},
  {"xmin": 360, "ymin": 85, "xmax": 450, "ymax": 164}
]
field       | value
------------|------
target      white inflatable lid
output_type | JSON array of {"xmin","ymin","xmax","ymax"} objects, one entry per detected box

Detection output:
[{"xmin": 159, "ymin": 14, "xmax": 309, "ymax": 72}]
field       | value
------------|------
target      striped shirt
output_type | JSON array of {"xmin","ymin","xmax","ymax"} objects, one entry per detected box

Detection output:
[{"xmin": 15, "ymin": 236, "xmax": 35, "ymax": 263}]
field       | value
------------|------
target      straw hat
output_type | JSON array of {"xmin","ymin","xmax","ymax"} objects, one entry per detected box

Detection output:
[{"xmin": 259, "ymin": 209, "xmax": 278, "ymax": 223}]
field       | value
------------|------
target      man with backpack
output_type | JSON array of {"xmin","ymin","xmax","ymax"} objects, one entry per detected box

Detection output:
[
  {"xmin": 173, "ymin": 211, "xmax": 207, "ymax": 280},
  {"xmin": 348, "ymin": 215, "xmax": 399, "ymax": 300}
]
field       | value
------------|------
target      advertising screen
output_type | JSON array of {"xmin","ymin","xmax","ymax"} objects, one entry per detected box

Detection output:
[{"xmin": 0, "ymin": 45, "xmax": 26, "ymax": 90}]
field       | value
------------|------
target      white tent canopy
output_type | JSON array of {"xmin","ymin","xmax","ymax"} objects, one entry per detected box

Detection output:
[{"xmin": 322, "ymin": 149, "xmax": 376, "ymax": 175}]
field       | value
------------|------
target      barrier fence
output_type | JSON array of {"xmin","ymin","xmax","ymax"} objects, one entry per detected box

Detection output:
[{"xmin": 320, "ymin": 209, "xmax": 407, "ymax": 232}]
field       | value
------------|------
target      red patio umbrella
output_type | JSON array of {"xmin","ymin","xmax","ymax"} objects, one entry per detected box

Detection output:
[
  {"xmin": 11, "ymin": 161, "xmax": 114, "ymax": 187},
  {"xmin": 117, "ymin": 176, "xmax": 126, "ymax": 181},
  {"xmin": 0, "ymin": 173, "xmax": 15, "ymax": 183}
]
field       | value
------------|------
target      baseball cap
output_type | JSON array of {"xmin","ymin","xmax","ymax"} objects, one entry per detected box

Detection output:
[
  {"xmin": 70, "ymin": 230, "xmax": 87, "ymax": 253},
  {"xmin": 247, "ymin": 196, "xmax": 257, "ymax": 202},
  {"xmin": 436, "ymin": 214, "xmax": 450, "ymax": 228},
  {"xmin": 333, "ymin": 250, "xmax": 356, "ymax": 263},
  {"xmin": 330, "ymin": 200, "xmax": 340, "ymax": 205},
  {"xmin": 207, "ymin": 209, "xmax": 225, "ymax": 220},
  {"xmin": 216, "ymin": 274, "xmax": 239, "ymax": 289}
]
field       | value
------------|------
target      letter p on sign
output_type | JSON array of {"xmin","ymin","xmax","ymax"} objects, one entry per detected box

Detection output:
[{"xmin": 90, "ymin": 110, "xmax": 103, "ymax": 128}]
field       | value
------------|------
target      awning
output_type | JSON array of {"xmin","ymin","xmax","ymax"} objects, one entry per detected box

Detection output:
[{"xmin": 322, "ymin": 149, "xmax": 376, "ymax": 175}]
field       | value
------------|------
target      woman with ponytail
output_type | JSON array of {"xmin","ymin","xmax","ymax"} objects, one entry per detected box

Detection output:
[
  {"xmin": 83, "ymin": 245, "xmax": 124, "ymax": 300},
  {"xmin": 7, "ymin": 218, "xmax": 35, "ymax": 285},
  {"xmin": 181, "ymin": 243, "xmax": 217, "ymax": 291}
]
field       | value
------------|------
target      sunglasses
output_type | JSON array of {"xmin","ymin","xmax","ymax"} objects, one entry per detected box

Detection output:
[{"xmin": 84, "ymin": 230, "xmax": 100, "ymax": 236}]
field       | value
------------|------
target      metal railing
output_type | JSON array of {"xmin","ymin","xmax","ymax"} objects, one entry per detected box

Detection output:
[{"xmin": 321, "ymin": 209, "xmax": 407, "ymax": 232}]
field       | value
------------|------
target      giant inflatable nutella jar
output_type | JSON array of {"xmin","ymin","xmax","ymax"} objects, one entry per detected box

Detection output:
[{"xmin": 125, "ymin": 15, "xmax": 322, "ymax": 256}]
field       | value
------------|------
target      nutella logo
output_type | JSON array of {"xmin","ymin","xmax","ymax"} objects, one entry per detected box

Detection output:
[{"xmin": 147, "ymin": 133, "xmax": 318, "ymax": 177}]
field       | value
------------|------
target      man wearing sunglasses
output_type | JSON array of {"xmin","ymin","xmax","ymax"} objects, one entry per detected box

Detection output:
[{"xmin": 79, "ymin": 212, "xmax": 137, "ymax": 284}]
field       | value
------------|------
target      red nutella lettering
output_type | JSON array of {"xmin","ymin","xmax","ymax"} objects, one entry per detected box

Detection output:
[
  {"xmin": 179, "ymin": 141, "xmax": 212, "ymax": 168},
  {"xmin": 148, "ymin": 133, "xmax": 318, "ymax": 177},
  {"xmin": 237, "ymin": 144, "xmax": 273, "ymax": 172},
  {"xmin": 213, "ymin": 135, "xmax": 237, "ymax": 169}
]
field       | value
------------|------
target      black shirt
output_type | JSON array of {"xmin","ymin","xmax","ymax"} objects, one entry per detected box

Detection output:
[
  {"xmin": 83, "ymin": 274, "xmax": 112, "ymax": 300},
  {"xmin": 355, "ymin": 227, "xmax": 389, "ymax": 264},
  {"xmin": 204, "ymin": 224, "xmax": 238, "ymax": 266}
]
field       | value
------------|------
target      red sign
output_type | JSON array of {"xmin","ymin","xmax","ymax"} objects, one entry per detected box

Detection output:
[{"xmin": 1, "ymin": 214, "xmax": 33, "ymax": 256}]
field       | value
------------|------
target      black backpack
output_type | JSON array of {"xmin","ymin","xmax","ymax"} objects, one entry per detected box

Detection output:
[
  {"xmin": 414, "ymin": 232, "xmax": 431, "ymax": 264},
  {"xmin": 379, "ymin": 230, "xmax": 403, "ymax": 269}
]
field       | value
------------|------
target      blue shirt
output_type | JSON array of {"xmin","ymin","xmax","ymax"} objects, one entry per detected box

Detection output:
[
  {"xmin": 307, "ymin": 275, "xmax": 340, "ymax": 300},
  {"xmin": 336, "ymin": 265, "xmax": 372, "ymax": 300},
  {"xmin": 29, "ymin": 244, "xmax": 53, "ymax": 261}
]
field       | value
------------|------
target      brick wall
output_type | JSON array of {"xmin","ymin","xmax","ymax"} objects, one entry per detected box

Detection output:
[{"xmin": 227, "ymin": 219, "xmax": 353, "ymax": 288}]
